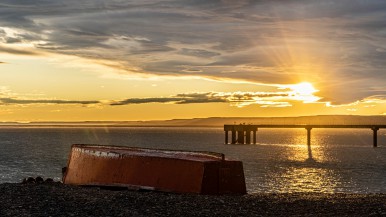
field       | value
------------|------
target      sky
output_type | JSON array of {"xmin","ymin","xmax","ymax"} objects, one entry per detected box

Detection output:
[{"xmin": 1, "ymin": 0, "xmax": 386, "ymax": 121}]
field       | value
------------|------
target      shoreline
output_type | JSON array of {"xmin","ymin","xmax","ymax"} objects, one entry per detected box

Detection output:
[{"xmin": 1, "ymin": 183, "xmax": 385, "ymax": 216}]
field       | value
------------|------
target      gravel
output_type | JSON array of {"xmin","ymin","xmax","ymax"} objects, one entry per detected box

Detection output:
[{"xmin": 1, "ymin": 183, "xmax": 386, "ymax": 216}]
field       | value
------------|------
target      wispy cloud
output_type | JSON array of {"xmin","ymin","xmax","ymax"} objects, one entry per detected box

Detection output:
[
  {"xmin": 0, "ymin": 87, "xmax": 100, "ymax": 105},
  {"xmin": 1, "ymin": 1, "xmax": 386, "ymax": 104},
  {"xmin": 0, "ymin": 97, "xmax": 99, "ymax": 105},
  {"xmin": 0, "ymin": 85, "xmax": 297, "ymax": 107},
  {"xmin": 110, "ymin": 91, "xmax": 293, "ymax": 107},
  {"xmin": 0, "ymin": 45, "xmax": 41, "ymax": 56}
]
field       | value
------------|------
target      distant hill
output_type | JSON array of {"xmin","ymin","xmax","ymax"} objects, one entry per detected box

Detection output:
[
  {"xmin": 2, "ymin": 115, "xmax": 386, "ymax": 127},
  {"xmin": 129, "ymin": 115, "xmax": 386, "ymax": 126}
]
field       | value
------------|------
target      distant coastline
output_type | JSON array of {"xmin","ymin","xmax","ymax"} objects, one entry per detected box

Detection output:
[{"xmin": 1, "ymin": 115, "xmax": 386, "ymax": 128}]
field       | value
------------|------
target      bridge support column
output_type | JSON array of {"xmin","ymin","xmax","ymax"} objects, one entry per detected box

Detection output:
[
  {"xmin": 253, "ymin": 130, "xmax": 257, "ymax": 144},
  {"xmin": 246, "ymin": 131, "xmax": 251, "ymax": 144},
  {"xmin": 306, "ymin": 127, "xmax": 312, "ymax": 146},
  {"xmin": 231, "ymin": 130, "xmax": 236, "ymax": 144},
  {"xmin": 372, "ymin": 127, "xmax": 379, "ymax": 148},
  {"xmin": 225, "ymin": 131, "xmax": 229, "ymax": 144},
  {"xmin": 237, "ymin": 131, "xmax": 245, "ymax": 144}
]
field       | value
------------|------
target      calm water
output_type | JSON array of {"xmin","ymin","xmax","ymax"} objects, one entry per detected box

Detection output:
[{"xmin": 1, "ymin": 127, "xmax": 385, "ymax": 193}]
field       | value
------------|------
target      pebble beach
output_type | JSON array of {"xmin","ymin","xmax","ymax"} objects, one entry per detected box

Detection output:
[{"xmin": 1, "ymin": 183, "xmax": 386, "ymax": 217}]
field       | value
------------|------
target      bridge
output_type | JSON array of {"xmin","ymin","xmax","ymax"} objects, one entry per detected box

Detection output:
[{"xmin": 224, "ymin": 124, "xmax": 386, "ymax": 147}]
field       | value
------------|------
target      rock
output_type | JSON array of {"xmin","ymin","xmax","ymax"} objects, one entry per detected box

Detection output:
[
  {"xmin": 45, "ymin": 178, "xmax": 54, "ymax": 183},
  {"xmin": 26, "ymin": 177, "xmax": 35, "ymax": 183},
  {"xmin": 21, "ymin": 178, "xmax": 28, "ymax": 184},
  {"xmin": 35, "ymin": 176, "xmax": 44, "ymax": 183}
]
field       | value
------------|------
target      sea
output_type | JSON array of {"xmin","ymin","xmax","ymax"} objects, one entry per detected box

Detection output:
[{"xmin": 1, "ymin": 127, "xmax": 385, "ymax": 194}]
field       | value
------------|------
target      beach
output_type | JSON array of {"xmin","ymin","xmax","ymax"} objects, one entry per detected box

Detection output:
[{"xmin": 1, "ymin": 183, "xmax": 385, "ymax": 217}]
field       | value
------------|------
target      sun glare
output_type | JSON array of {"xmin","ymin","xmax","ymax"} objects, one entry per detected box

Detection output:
[
  {"xmin": 290, "ymin": 82, "xmax": 317, "ymax": 95},
  {"xmin": 288, "ymin": 82, "xmax": 320, "ymax": 103}
]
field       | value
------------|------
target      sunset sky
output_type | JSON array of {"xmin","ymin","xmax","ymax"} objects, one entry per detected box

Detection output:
[{"xmin": 1, "ymin": 1, "xmax": 386, "ymax": 121}]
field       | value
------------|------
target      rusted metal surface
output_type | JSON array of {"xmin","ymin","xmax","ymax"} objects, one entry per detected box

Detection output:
[{"xmin": 63, "ymin": 144, "xmax": 246, "ymax": 195}]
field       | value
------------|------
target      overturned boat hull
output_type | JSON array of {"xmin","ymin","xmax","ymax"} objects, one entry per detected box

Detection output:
[{"xmin": 63, "ymin": 144, "xmax": 246, "ymax": 195}]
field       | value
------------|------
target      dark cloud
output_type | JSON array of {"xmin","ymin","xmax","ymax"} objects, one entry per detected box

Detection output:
[
  {"xmin": 4, "ymin": 36, "xmax": 22, "ymax": 43},
  {"xmin": 110, "ymin": 97, "xmax": 184, "ymax": 106},
  {"xmin": 0, "ymin": 45, "xmax": 40, "ymax": 55},
  {"xmin": 0, "ymin": 92, "xmax": 288, "ymax": 107},
  {"xmin": 109, "ymin": 93, "xmax": 226, "ymax": 106},
  {"xmin": 110, "ymin": 92, "xmax": 289, "ymax": 106},
  {"xmin": 0, "ymin": 98, "xmax": 99, "ymax": 105},
  {"xmin": 1, "ymin": 0, "xmax": 386, "ymax": 104},
  {"xmin": 178, "ymin": 48, "xmax": 220, "ymax": 58}
]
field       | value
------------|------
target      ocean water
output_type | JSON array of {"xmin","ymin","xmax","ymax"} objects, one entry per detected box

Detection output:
[{"xmin": 0, "ymin": 127, "xmax": 385, "ymax": 194}]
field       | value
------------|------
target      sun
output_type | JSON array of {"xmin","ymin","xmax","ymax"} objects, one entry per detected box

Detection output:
[
  {"xmin": 290, "ymin": 82, "xmax": 318, "ymax": 95},
  {"xmin": 287, "ymin": 82, "xmax": 320, "ymax": 103}
]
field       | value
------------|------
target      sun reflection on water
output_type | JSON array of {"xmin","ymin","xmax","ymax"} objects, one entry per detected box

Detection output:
[
  {"xmin": 273, "ymin": 167, "xmax": 340, "ymax": 193},
  {"xmin": 263, "ymin": 130, "xmax": 344, "ymax": 193}
]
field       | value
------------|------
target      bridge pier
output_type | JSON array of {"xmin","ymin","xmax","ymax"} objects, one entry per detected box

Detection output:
[
  {"xmin": 237, "ymin": 131, "xmax": 245, "ymax": 144},
  {"xmin": 231, "ymin": 130, "xmax": 236, "ymax": 144},
  {"xmin": 306, "ymin": 127, "xmax": 312, "ymax": 146},
  {"xmin": 224, "ymin": 125, "xmax": 258, "ymax": 144},
  {"xmin": 372, "ymin": 127, "xmax": 379, "ymax": 148},
  {"xmin": 253, "ymin": 130, "xmax": 257, "ymax": 144},
  {"xmin": 246, "ymin": 130, "xmax": 251, "ymax": 144}
]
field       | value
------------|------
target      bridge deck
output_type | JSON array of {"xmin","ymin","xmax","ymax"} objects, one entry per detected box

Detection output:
[{"xmin": 224, "ymin": 124, "xmax": 386, "ymax": 130}]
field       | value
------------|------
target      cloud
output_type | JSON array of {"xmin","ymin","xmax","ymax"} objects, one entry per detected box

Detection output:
[
  {"xmin": 177, "ymin": 48, "xmax": 220, "ymax": 58},
  {"xmin": 0, "ymin": 86, "xmax": 100, "ymax": 106},
  {"xmin": 110, "ymin": 91, "xmax": 291, "ymax": 107},
  {"xmin": 0, "ymin": 81, "xmax": 322, "ymax": 108},
  {"xmin": 1, "ymin": 1, "xmax": 386, "ymax": 104},
  {"xmin": 0, "ymin": 45, "xmax": 40, "ymax": 56},
  {"xmin": 0, "ymin": 90, "xmax": 292, "ymax": 108},
  {"xmin": 0, "ymin": 97, "xmax": 99, "ymax": 105}
]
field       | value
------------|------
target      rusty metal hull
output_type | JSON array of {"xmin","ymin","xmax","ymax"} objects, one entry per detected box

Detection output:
[{"xmin": 63, "ymin": 144, "xmax": 246, "ymax": 195}]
